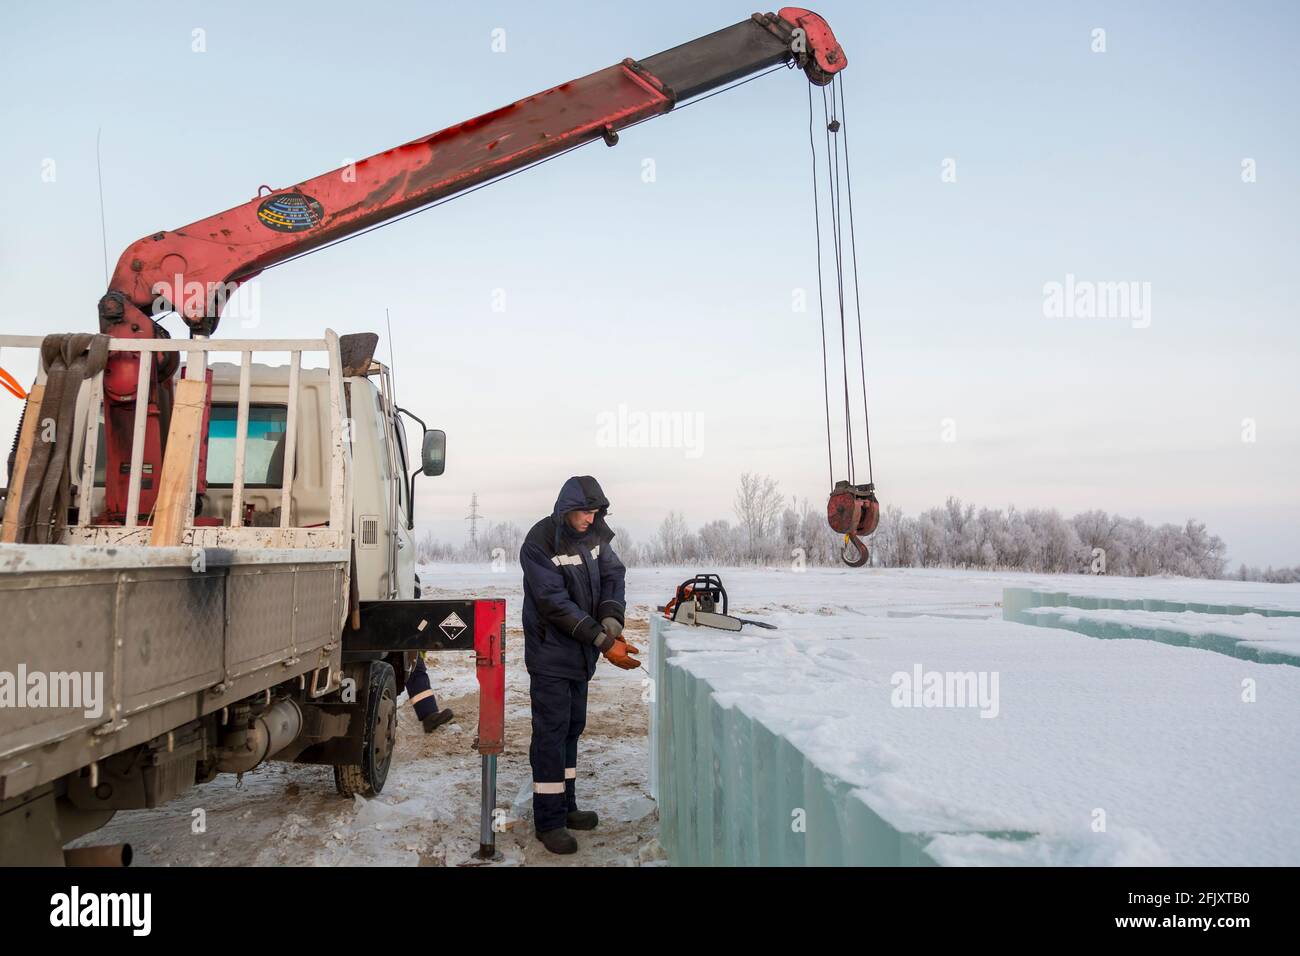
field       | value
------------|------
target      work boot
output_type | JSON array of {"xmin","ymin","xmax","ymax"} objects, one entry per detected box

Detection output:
[
  {"xmin": 422, "ymin": 708, "xmax": 454, "ymax": 733},
  {"xmin": 536, "ymin": 827, "xmax": 578, "ymax": 855},
  {"xmin": 566, "ymin": 810, "xmax": 599, "ymax": 831}
]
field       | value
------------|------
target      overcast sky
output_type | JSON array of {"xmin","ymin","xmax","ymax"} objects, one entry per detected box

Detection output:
[{"xmin": 2, "ymin": 0, "xmax": 1296, "ymax": 566}]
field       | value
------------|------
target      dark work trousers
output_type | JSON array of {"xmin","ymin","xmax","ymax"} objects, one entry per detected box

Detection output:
[
  {"xmin": 406, "ymin": 655, "xmax": 441, "ymax": 720},
  {"xmin": 529, "ymin": 672, "xmax": 589, "ymax": 832}
]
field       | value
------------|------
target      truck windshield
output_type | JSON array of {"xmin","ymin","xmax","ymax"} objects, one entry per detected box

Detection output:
[{"xmin": 206, "ymin": 404, "xmax": 287, "ymax": 487}]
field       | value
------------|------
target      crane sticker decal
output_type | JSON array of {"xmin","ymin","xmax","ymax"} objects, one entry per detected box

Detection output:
[{"xmin": 256, "ymin": 192, "xmax": 325, "ymax": 232}]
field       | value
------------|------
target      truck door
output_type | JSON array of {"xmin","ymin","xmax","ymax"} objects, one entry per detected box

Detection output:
[{"xmin": 388, "ymin": 408, "xmax": 416, "ymax": 598}]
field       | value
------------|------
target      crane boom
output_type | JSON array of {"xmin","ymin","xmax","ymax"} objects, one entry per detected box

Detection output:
[
  {"xmin": 91, "ymin": 8, "xmax": 846, "ymax": 524},
  {"xmin": 99, "ymin": 8, "xmax": 845, "ymax": 337}
]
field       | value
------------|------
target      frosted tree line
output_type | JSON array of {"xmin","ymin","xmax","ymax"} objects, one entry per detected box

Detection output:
[
  {"xmin": 417, "ymin": 520, "xmax": 524, "ymax": 565},
  {"xmin": 417, "ymin": 475, "xmax": 1251, "ymax": 580}
]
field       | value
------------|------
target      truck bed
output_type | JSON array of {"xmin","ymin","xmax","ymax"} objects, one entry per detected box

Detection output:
[{"xmin": 0, "ymin": 543, "xmax": 347, "ymax": 801}]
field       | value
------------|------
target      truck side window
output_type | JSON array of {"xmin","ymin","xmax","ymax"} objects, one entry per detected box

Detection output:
[{"xmin": 393, "ymin": 414, "xmax": 409, "ymax": 514}]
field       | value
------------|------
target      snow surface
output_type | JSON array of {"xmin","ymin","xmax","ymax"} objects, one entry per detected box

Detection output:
[{"xmin": 75, "ymin": 564, "xmax": 1300, "ymax": 866}]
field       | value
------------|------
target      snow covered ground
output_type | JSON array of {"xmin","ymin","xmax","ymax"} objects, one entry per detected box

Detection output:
[{"xmin": 79, "ymin": 565, "xmax": 1300, "ymax": 866}]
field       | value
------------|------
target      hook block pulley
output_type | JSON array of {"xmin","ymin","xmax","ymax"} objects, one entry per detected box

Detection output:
[{"xmin": 827, "ymin": 480, "xmax": 879, "ymax": 567}]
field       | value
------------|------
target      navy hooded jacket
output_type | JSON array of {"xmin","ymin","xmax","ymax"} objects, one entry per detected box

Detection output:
[{"xmin": 520, "ymin": 476, "xmax": 627, "ymax": 680}]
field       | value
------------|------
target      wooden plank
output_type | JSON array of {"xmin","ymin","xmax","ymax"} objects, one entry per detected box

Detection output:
[
  {"xmin": 230, "ymin": 351, "xmax": 252, "ymax": 528},
  {"xmin": 149, "ymin": 378, "xmax": 208, "ymax": 547},
  {"xmin": 77, "ymin": 373, "xmax": 105, "ymax": 526},
  {"xmin": 181, "ymin": 344, "xmax": 208, "ymax": 530},
  {"xmin": 279, "ymin": 351, "xmax": 301, "ymax": 528},
  {"xmin": 123, "ymin": 354, "xmax": 152, "ymax": 528},
  {"xmin": 325, "ymin": 330, "xmax": 346, "ymax": 531},
  {"xmin": 0, "ymin": 383, "xmax": 46, "ymax": 542}
]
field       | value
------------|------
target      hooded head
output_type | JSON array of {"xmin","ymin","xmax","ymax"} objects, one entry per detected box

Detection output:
[{"xmin": 551, "ymin": 475, "xmax": 614, "ymax": 544}]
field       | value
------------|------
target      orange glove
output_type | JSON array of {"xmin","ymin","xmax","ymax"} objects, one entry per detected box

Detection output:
[{"xmin": 603, "ymin": 638, "xmax": 641, "ymax": 670}]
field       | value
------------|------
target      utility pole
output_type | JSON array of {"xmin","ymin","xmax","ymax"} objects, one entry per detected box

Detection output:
[{"xmin": 466, "ymin": 493, "xmax": 482, "ymax": 553}]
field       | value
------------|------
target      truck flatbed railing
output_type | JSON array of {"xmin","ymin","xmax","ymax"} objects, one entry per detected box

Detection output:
[{"xmin": 0, "ymin": 331, "xmax": 350, "ymax": 551}]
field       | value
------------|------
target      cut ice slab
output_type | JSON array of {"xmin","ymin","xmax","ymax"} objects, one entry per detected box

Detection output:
[
  {"xmin": 1003, "ymin": 586, "xmax": 1300, "ymax": 666},
  {"xmin": 649, "ymin": 609, "xmax": 1300, "ymax": 866},
  {"xmin": 1017, "ymin": 606, "xmax": 1300, "ymax": 665}
]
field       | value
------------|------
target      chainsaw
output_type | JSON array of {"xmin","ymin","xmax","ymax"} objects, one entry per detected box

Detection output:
[{"xmin": 658, "ymin": 573, "xmax": 777, "ymax": 631}]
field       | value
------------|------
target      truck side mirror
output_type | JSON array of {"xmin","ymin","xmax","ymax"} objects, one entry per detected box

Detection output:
[{"xmin": 421, "ymin": 429, "xmax": 446, "ymax": 477}]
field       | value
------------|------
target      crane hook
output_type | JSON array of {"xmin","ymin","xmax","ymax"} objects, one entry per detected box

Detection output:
[
  {"xmin": 827, "ymin": 481, "xmax": 879, "ymax": 568},
  {"xmin": 841, "ymin": 533, "xmax": 869, "ymax": 568}
]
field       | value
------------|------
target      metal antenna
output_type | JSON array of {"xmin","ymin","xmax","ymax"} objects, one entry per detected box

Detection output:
[
  {"xmin": 384, "ymin": 306, "xmax": 397, "ymax": 401},
  {"xmin": 96, "ymin": 128, "xmax": 109, "ymax": 285}
]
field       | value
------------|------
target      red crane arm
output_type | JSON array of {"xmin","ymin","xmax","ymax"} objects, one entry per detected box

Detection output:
[{"xmin": 99, "ymin": 8, "xmax": 845, "ymax": 336}]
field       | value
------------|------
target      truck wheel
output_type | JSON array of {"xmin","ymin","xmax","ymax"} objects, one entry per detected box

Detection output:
[{"xmin": 333, "ymin": 661, "xmax": 397, "ymax": 797}]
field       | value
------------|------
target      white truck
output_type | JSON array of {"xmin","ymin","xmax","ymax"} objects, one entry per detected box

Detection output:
[{"xmin": 0, "ymin": 330, "xmax": 506, "ymax": 866}]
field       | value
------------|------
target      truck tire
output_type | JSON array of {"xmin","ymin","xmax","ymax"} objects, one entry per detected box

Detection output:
[{"xmin": 333, "ymin": 661, "xmax": 397, "ymax": 797}]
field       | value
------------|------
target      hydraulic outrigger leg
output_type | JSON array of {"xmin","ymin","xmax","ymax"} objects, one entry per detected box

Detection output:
[{"xmin": 473, "ymin": 601, "xmax": 506, "ymax": 861}]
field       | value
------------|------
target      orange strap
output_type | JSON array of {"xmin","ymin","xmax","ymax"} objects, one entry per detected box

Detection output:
[{"xmin": 0, "ymin": 366, "xmax": 27, "ymax": 400}]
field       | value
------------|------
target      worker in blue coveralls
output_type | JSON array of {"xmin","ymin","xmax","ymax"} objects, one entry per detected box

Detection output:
[
  {"xmin": 520, "ymin": 475, "xmax": 638, "ymax": 855},
  {"xmin": 406, "ymin": 654, "xmax": 454, "ymax": 732}
]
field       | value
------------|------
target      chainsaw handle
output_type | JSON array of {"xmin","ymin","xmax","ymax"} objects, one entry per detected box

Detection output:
[
  {"xmin": 663, "ymin": 573, "xmax": 729, "ymax": 620},
  {"xmin": 699, "ymin": 573, "xmax": 727, "ymax": 614}
]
